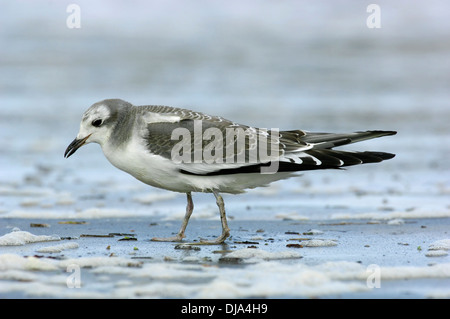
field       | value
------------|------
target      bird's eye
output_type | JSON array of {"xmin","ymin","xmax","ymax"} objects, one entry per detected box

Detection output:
[{"xmin": 92, "ymin": 119, "xmax": 103, "ymax": 127}]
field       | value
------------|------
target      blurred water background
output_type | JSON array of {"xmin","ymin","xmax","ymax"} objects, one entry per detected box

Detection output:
[{"xmin": 1, "ymin": 0, "xmax": 449, "ymax": 219}]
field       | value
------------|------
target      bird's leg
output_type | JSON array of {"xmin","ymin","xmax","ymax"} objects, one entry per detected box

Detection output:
[
  {"xmin": 151, "ymin": 192, "xmax": 193, "ymax": 242},
  {"xmin": 196, "ymin": 191, "xmax": 230, "ymax": 245}
]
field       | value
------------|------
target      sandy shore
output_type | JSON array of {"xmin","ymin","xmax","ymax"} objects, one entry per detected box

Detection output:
[{"xmin": 1, "ymin": 214, "xmax": 449, "ymax": 298}]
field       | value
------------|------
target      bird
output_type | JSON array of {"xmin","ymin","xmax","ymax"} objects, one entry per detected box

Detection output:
[{"xmin": 64, "ymin": 99, "xmax": 396, "ymax": 244}]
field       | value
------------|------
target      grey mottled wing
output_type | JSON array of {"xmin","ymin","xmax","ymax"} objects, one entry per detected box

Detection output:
[
  {"xmin": 140, "ymin": 105, "xmax": 287, "ymax": 174},
  {"xmin": 139, "ymin": 104, "xmax": 396, "ymax": 175}
]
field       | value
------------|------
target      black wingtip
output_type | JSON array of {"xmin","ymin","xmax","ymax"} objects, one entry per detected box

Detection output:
[
  {"xmin": 376, "ymin": 152, "xmax": 396, "ymax": 160},
  {"xmin": 367, "ymin": 130, "xmax": 397, "ymax": 137},
  {"xmin": 356, "ymin": 151, "xmax": 396, "ymax": 162}
]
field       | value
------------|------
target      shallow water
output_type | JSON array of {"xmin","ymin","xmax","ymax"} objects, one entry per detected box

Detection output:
[{"xmin": 1, "ymin": 0, "xmax": 449, "ymax": 299}]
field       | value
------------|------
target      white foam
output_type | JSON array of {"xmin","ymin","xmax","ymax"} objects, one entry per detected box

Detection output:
[
  {"xmin": 196, "ymin": 261, "xmax": 368, "ymax": 298},
  {"xmin": 300, "ymin": 239, "xmax": 338, "ymax": 247},
  {"xmin": 387, "ymin": 218, "xmax": 405, "ymax": 225},
  {"xmin": 275, "ymin": 212, "xmax": 309, "ymax": 221},
  {"xmin": 55, "ymin": 193, "xmax": 75, "ymax": 206},
  {"xmin": 428, "ymin": 239, "xmax": 450, "ymax": 251},
  {"xmin": 3, "ymin": 206, "xmax": 162, "ymax": 219},
  {"xmin": 58, "ymin": 256, "xmax": 142, "ymax": 269},
  {"xmin": 1, "ymin": 252, "xmax": 450, "ymax": 298},
  {"xmin": 36, "ymin": 242, "xmax": 79, "ymax": 253},
  {"xmin": 0, "ymin": 254, "xmax": 58, "ymax": 271},
  {"xmin": 377, "ymin": 263, "xmax": 450, "ymax": 280},
  {"xmin": 331, "ymin": 206, "xmax": 450, "ymax": 220},
  {"xmin": 0, "ymin": 230, "xmax": 60, "ymax": 246},
  {"xmin": 0, "ymin": 186, "xmax": 56, "ymax": 197},
  {"xmin": 425, "ymin": 250, "xmax": 448, "ymax": 257},
  {"xmin": 425, "ymin": 239, "xmax": 450, "ymax": 257},
  {"xmin": 223, "ymin": 248, "xmax": 301, "ymax": 261},
  {"xmin": 305, "ymin": 229, "xmax": 324, "ymax": 235},
  {"xmin": 0, "ymin": 269, "xmax": 38, "ymax": 282}
]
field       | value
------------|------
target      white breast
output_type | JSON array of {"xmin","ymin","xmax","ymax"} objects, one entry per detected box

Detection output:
[
  {"xmin": 101, "ymin": 135, "xmax": 183, "ymax": 191},
  {"xmin": 101, "ymin": 135, "xmax": 295, "ymax": 194}
]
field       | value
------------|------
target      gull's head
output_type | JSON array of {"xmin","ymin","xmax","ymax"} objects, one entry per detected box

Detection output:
[{"xmin": 64, "ymin": 99, "xmax": 131, "ymax": 158}]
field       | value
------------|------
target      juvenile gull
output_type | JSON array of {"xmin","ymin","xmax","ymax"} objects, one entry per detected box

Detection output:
[{"xmin": 64, "ymin": 99, "xmax": 396, "ymax": 244}]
